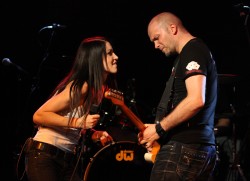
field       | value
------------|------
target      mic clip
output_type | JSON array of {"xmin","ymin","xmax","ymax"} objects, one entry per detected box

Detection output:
[{"xmin": 39, "ymin": 23, "xmax": 67, "ymax": 32}]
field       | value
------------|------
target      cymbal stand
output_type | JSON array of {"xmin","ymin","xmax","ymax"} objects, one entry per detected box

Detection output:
[
  {"xmin": 227, "ymin": 7, "xmax": 249, "ymax": 180},
  {"xmin": 226, "ymin": 102, "xmax": 247, "ymax": 181}
]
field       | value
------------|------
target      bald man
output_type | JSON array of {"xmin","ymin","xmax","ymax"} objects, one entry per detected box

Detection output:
[{"xmin": 139, "ymin": 12, "xmax": 218, "ymax": 181}]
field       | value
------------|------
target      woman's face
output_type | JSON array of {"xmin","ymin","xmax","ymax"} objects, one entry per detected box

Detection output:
[{"xmin": 103, "ymin": 41, "xmax": 118, "ymax": 74}]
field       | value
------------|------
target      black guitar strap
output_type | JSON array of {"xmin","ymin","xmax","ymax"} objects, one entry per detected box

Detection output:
[{"xmin": 155, "ymin": 58, "xmax": 180, "ymax": 123}]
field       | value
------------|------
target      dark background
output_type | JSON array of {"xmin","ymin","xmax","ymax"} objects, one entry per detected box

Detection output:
[{"xmin": 1, "ymin": 0, "xmax": 250, "ymax": 180}]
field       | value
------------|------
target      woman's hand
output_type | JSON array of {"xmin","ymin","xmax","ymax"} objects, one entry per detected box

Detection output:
[
  {"xmin": 92, "ymin": 131, "xmax": 113, "ymax": 146},
  {"xmin": 79, "ymin": 114, "xmax": 100, "ymax": 129}
]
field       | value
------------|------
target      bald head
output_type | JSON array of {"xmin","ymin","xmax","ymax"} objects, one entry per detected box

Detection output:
[
  {"xmin": 147, "ymin": 12, "xmax": 194, "ymax": 54},
  {"xmin": 148, "ymin": 12, "xmax": 183, "ymax": 32}
]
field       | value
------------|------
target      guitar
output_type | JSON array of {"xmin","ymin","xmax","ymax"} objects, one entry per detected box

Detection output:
[{"xmin": 104, "ymin": 88, "xmax": 160, "ymax": 163}]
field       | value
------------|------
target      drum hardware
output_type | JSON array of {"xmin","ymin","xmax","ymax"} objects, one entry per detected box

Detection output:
[
  {"xmin": 226, "ymin": 115, "xmax": 247, "ymax": 181},
  {"xmin": 214, "ymin": 74, "xmax": 247, "ymax": 180},
  {"xmin": 215, "ymin": 74, "xmax": 248, "ymax": 180},
  {"xmin": 226, "ymin": 97, "xmax": 247, "ymax": 181}
]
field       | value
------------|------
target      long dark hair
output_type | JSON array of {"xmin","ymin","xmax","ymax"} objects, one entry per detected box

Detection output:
[{"xmin": 50, "ymin": 36, "xmax": 117, "ymax": 125}]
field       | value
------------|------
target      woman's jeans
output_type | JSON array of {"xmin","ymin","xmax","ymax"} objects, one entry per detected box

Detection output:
[
  {"xmin": 150, "ymin": 141, "xmax": 217, "ymax": 181},
  {"xmin": 25, "ymin": 142, "xmax": 81, "ymax": 181}
]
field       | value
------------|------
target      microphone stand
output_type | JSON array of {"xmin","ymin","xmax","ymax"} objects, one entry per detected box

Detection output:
[
  {"xmin": 70, "ymin": 105, "xmax": 99, "ymax": 181},
  {"xmin": 26, "ymin": 27, "xmax": 57, "ymax": 134},
  {"xmin": 33, "ymin": 27, "xmax": 57, "ymax": 92},
  {"xmin": 242, "ymin": 7, "xmax": 250, "ymax": 46}
]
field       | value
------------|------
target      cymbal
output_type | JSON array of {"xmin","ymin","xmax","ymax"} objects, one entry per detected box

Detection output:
[
  {"xmin": 218, "ymin": 74, "xmax": 239, "ymax": 85},
  {"xmin": 215, "ymin": 112, "xmax": 234, "ymax": 119}
]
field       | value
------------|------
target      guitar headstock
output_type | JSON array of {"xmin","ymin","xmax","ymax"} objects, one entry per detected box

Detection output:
[{"xmin": 104, "ymin": 88, "xmax": 124, "ymax": 106}]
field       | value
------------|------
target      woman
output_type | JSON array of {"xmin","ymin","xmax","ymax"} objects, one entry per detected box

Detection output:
[{"xmin": 24, "ymin": 36, "xmax": 119, "ymax": 181}]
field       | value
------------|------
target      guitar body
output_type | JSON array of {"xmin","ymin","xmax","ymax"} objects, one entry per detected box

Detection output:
[{"xmin": 104, "ymin": 89, "xmax": 160, "ymax": 163}]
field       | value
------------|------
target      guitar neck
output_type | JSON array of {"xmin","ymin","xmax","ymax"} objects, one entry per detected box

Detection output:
[{"xmin": 119, "ymin": 105, "xmax": 145, "ymax": 131}]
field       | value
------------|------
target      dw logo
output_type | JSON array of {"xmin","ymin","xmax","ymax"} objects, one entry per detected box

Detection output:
[{"xmin": 116, "ymin": 150, "xmax": 134, "ymax": 161}]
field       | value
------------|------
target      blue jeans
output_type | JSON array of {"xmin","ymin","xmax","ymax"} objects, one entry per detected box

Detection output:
[
  {"xmin": 25, "ymin": 149, "xmax": 81, "ymax": 181},
  {"xmin": 150, "ymin": 141, "xmax": 217, "ymax": 181}
]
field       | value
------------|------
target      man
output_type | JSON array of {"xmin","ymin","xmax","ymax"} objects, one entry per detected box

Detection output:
[{"xmin": 139, "ymin": 12, "xmax": 218, "ymax": 181}]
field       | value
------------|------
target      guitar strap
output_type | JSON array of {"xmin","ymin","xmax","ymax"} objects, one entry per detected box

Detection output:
[{"xmin": 155, "ymin": 58, "xmax": 180, "ymax": 123}]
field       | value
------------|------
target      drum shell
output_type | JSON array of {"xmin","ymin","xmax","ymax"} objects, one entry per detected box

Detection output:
[{"xmin": 83, "ymin": 141, "xmax": 153, "ymax": 181}]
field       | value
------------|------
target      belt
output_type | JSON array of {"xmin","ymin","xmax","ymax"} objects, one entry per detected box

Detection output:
[{"xmin": 30, "ymin": 140, "xmax": 76, "ymax": 161}]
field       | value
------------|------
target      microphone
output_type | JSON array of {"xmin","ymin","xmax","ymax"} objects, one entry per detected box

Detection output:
[
  {"xmin": 2, "ymin": 58, "xmax": 29, "ymax": 75},
  {"xmin": 40, "ymin": 23, "xmax": 67, "ymax": 31},
  {"xmin": 89, "ymin": 104, "xmax": 99, "ymax": 115}
]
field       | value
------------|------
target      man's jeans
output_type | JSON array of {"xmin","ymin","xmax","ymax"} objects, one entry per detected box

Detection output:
[{"xmin": 150, "ymin": 141, "xmax": 217, "ymax": 181}]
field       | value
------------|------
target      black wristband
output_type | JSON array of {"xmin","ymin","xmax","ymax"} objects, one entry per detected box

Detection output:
[{"xmin": 155, "ymin": 122, "xmax": 167, "ymax": 138}]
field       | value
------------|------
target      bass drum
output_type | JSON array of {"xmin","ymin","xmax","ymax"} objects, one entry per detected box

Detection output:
[{"xmin": 83, "ymin": 141, "xmax": 153, "ymax": 181}]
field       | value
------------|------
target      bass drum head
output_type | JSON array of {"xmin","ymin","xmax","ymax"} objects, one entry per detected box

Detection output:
[{"xmin": 83, "ymin": 141, "xmax": 153, "ymax": 181}]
